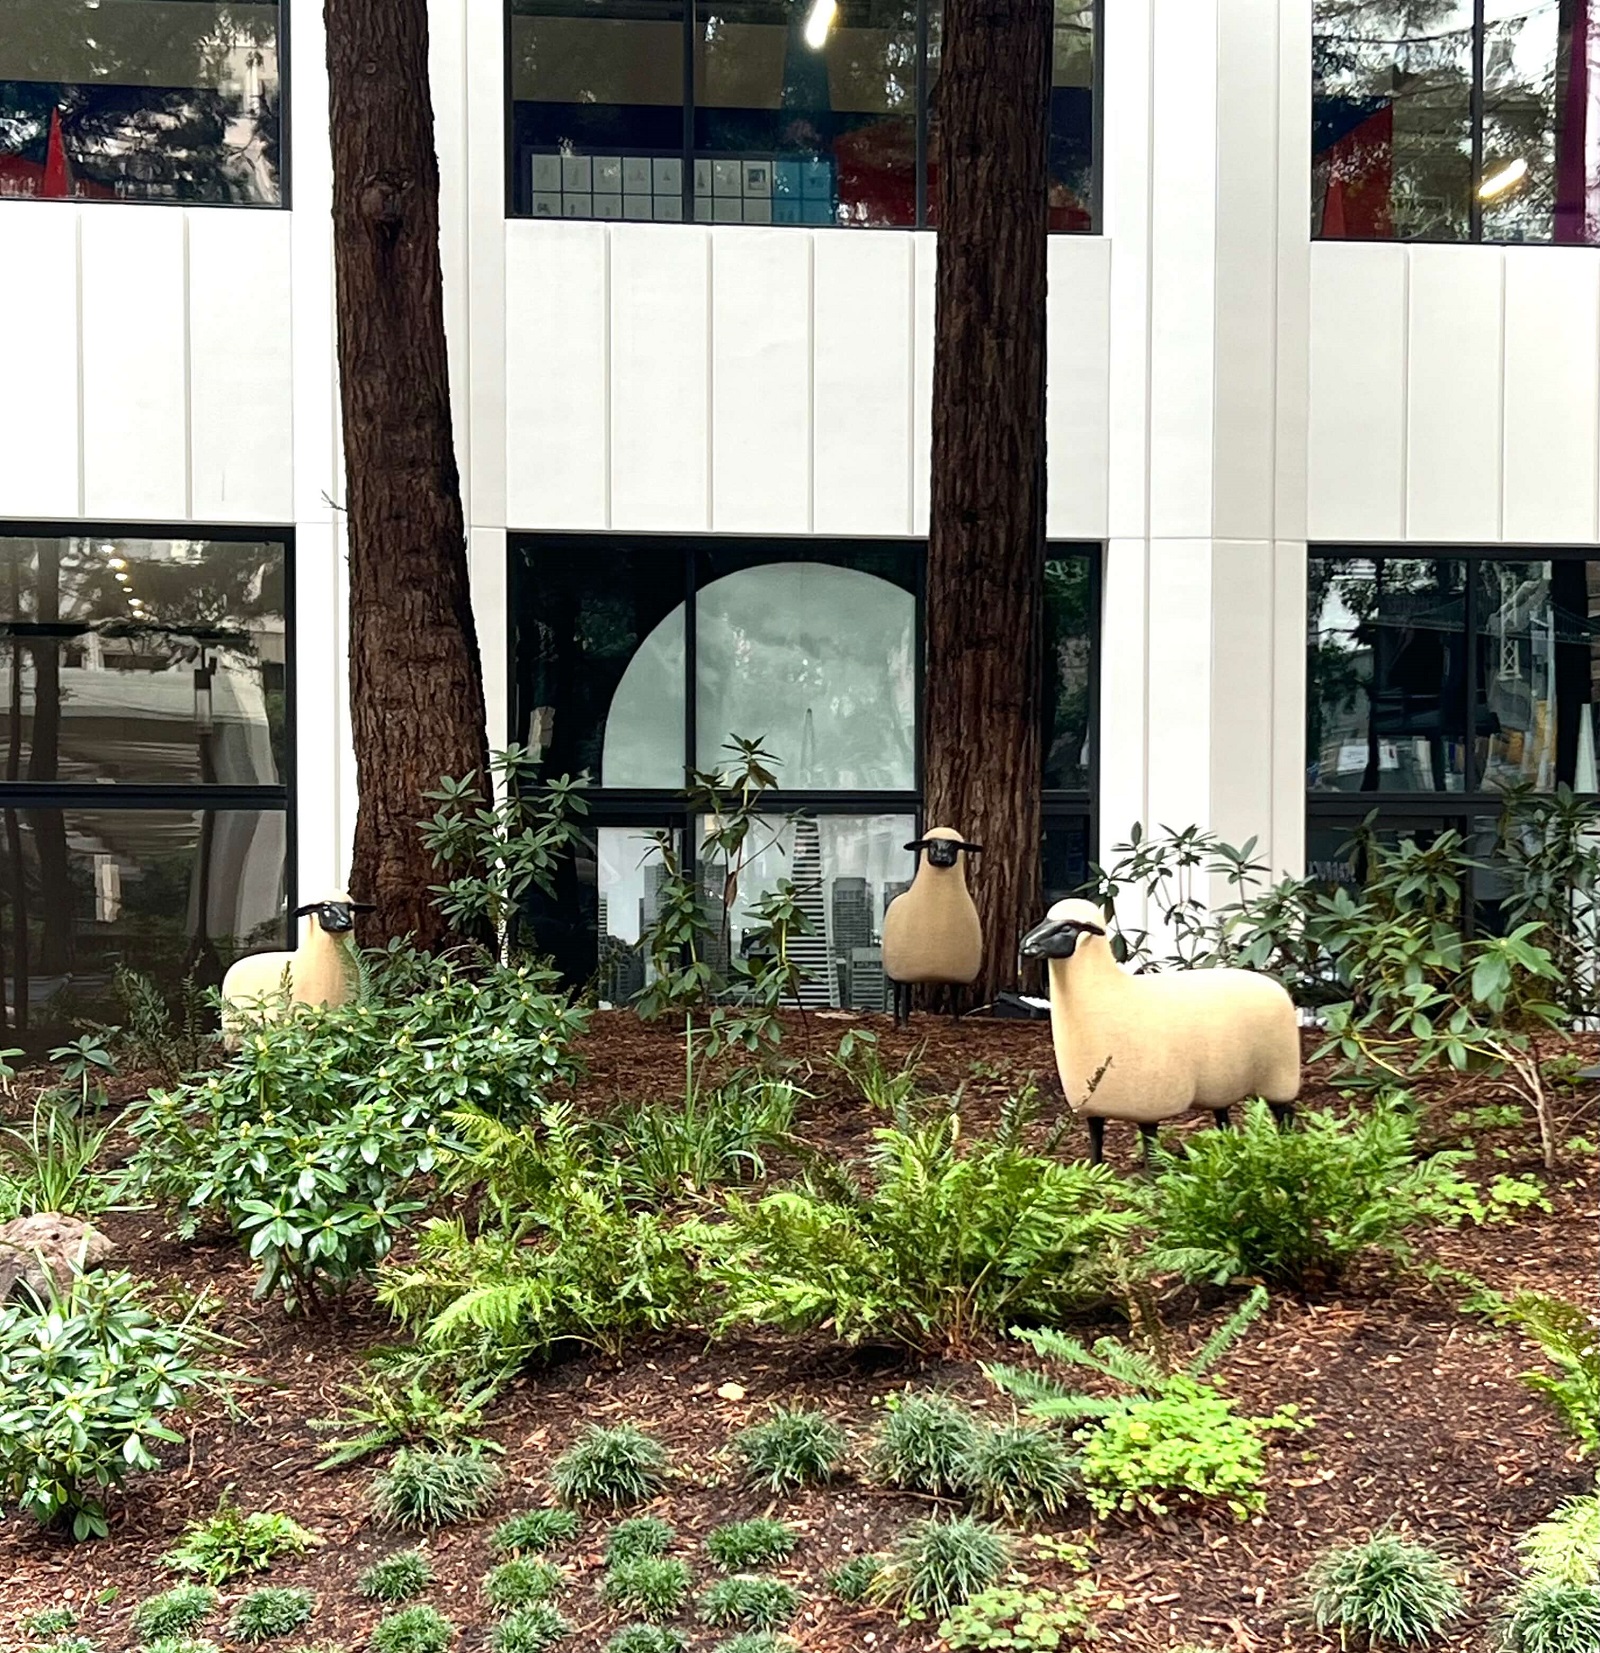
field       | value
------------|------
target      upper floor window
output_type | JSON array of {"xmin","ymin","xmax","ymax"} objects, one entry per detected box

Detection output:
[
  {"xmin": 506, "ymin": 0, "xmax": 1098, "ymax": 229},
  {"xmin": 1312, "ymin": 0, "xmax": 1599, "ymax": 243},
  {"xmin": 0, "ymin": 0, "xmax": 284, "ymax": 206}
]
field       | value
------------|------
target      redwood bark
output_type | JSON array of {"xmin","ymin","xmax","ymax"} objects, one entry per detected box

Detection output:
[
  {"xmin": 325, "ymin": 0, "xmax": 489, "ymax": 950},
  {"xmin": 924, "ymin": 0, "xmax": 1053, "ymax": 1003}
]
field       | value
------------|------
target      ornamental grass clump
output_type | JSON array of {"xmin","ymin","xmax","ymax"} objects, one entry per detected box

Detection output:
[
  {"xmin": 696, "ymin": 1576, "xmax": 799, "ymax": 1632},
  {"xmin": 550, "ymin": 1425, "xmax": 669, "ymax": 1509},
  {"xmin": 487, "ymin": 1605, "xmax": 571, "ymax": 1653},
  {"xmin": 827, "ymin": 1554, "xmax": 883, "ymax": 1604},
  {"xmin": 708, "ymin": 1638, "xmax": 799, "ymax": 1653},
  {"xmin": 870, "ymin": 1393, "xmax": 979, "ymax": 1497},
  {"xmin": 1304, "ymin": 1533, "xmax": 1467, "ymax": 1646},
  {"xmin": 733, "ymin": 1408, "xmax": 847, "ymax": 1492},
  {"xmin": 141, "ymin": 1639, "xmax": 219, "ymax": 1653},
  {"xmin": 131, "ymin": 1586, "xmax": 219, "ymax": 1642},
  {"xmin": 492, "ymin": 1509, "xmax": 581, "ymax": 1555},
  {"xmin": 706, "ymin": 1519, "xmax": 797, "ymax": 1570},
  {"xmin": 604, "ymin": 1631, "xmax": 688, "ymax": 1653},
  {"xmin": 872, "ymin": 1515, "xmax": 1011, "ymax": 1620},
  {"xmin": 962, "ymin": 1422, "xmax": 1078, "ymax": 1521},
  {"xmin": 369, "ymin": 1607, "xmax": 456, "ymax": 1653},
  {"xmin": 371, "ymin": 1446, "xmax": 502, "ymax": 1530},
  {"xmin": 483, "ymin": 1558, "xmax": 563, "ymax": 1611},
  {"xmin": 1500, "ymin": 1578, "xmax": 1600, "ymax": 1653},
  {"xmin": 226, "ymin": 1588, "xmax": 315, "ymax": 1644},
  {"xmin": 605, "ymin": 1516, "xmax": 676, "ymax": 1563},
  {"xmin": 358, "ymin": 1550, "xmax": 434, "ymax": 1603},
  {"xmin": 602, "ymin": 1555, "xmax": 693, "ymax": 1619}
]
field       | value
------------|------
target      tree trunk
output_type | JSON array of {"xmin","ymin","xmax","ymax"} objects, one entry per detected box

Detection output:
[
  {"xmin": 924, "ymin": 0, "xmax": 1052, "ymax": 1004},
  {"xmin": 325, "ymin": 0, "xmax": 489, "ymax": 950}
]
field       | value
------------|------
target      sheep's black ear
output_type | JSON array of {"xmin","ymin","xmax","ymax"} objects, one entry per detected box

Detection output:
[
  {"xmin": 903, "ymin": 838, "xmax": 929, "ymax": 852},
  {"xmin": 350, "ymin": 902, "xmax": 376, "ymax": 913},
  {"xmin": 292, "ymin": 903, "xmax": 318, "ymax": 917},
  {"xmin": 956, "ymin": 841, "xmax": 984, "ymax": 854}
]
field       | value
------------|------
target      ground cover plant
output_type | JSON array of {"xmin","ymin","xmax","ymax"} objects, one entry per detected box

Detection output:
[
  {"xmin": 369, "ymin": 1606, "xmax": 456, "ymax": 1653},
  {"xmin": 1303, "ymin": 1532, "xmax": 1466, "ymax": 1646},
  {"xmin": 870, "ymin": 1391, "xmax": 980, "ymax": 1496},
  {"xmin": 161, "ymin": 1497, "xmax": 319, "ymax": 1582},
  {"xmin": 696, "ymin": 1576, "xmax": 800, "ymax": 1632},
  {"xmin": 962, "ymin": 1420, "xmax": 1078, "ymax": 1521},
  {"xmin": 872, "ymin": 1515, "xmax": 1012, "ymax": 1619},
  {"xmin": 549, "ymin": 1423, "xmax": 670, "ymax": 1508},
  {"xmin": 487, "ymin": 1604, "xmax": 571, "ymax": 1653},
  {"xmin": 483, "ymin": 1557, "xmax": 562, "ymax": 1609},
  {"xmin": 732, "ymin": 1407, "xmax": 847, "ymax": 1491},
  {"xmin": 606, "ymin": 1516, "xmax": 676, "ymax": 1562},
  {"xmin": 605, "ymin": 1630, "xmax": 687, "ymax": 1653},
  {"xmin": 492, "ymin": 1509, "xmax": 581, "ymax": 1555},
  {"xmin": 370, "ymin": 1446, "xmax": 502, "ymax": 1529},
  {"xmin": 705, "ymin": 1518, "xmax": 797, "ymax": 1570},
  {"xmin": 130, "ymin": 1586, "xmax": 218, "ymax": 1641},
  {"xmin": 602, "ymin": 1554, "xmax": 693, "ymax": 1617},
  {"xmin": 226, "ymin": 1587, "xmax": 315, "ymax": 1642},
  {"xmin": 358, "ymin": 1550, "xmax": 434, "ymax": 1602},
  {"xmin": 938, "ymin": 1579, "xmax": 1097, "ymax": 1649}
]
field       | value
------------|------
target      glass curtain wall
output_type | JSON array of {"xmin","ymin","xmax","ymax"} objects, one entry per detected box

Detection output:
[
  {"xmin": 0, "ymin": 0, "xmax": 284, "ymax": 205},
  {"xmin": 0, "ymin": 529, "xmax": 292, "ymax": 1045}
]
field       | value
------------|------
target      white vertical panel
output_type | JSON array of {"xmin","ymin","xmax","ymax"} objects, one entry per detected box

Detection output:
[
  {"xmin": 812, "ymin": 231, "xmax": 914, "ymax": 535},
  {"xmin": 188, "ymin": 212, "xmax": 294, "ymax": 522},
  {"xmin": 910, "ymin": 231, "xmax": 936, "ymax": 535},
  {"xmin": 1098, "ymin": 536, "xmax": 1151, "ymax": 924},
  {"xmin": 1207, "ymin": 540, "xmax": 1274, "ymax": 858},
  {"xmin": 505, "ymin": 222, "xmax": 609, "ymax": 529},
  {"xmin": 1503, "ymin": 249, "xmax": 1600, "ymax": 545},
  {"xmin": 1269, "ymin": 539, "xmax": 1308, "ymax": 878},
  {"xmin": 1045, "ymin": 235, "xmax": 1111, "ymax": 540},
  {"xmin": 293, "ymin": 520, "xmax": 346, "ymax": 898},
  {"xmin": 429, "ymin": 0, "xmax": 472, "ymax": 502},
  {"xmin": 81, "ymin": 208, "xmax": 187, "ymax": 519},
  {"xmin": 1307, "ymin": 242, "xmax": 1408, "ymax": 541},
  {"xmin": 1145, "ymin": 538, "xmax": 1213, "ymax": 827},
  {"xmin": 1406, "ymin": 245, "xmax": 1502, "ymax": 542},
  {"xmin": 0, "ymin": 205, "xmax": 80, "ymax": 518},
  {"xmin": 710, "ymin": 229, "xmax": 812, "ymax": 533},
  {"xmin": 465, "ymin": 0, "xmax": 509, "ymax": 528},
  {"xmin": 1273, "ymin": 0, "xmax": 1313, "ymax": 542},
  {"xmin": 471, "ymin": 527, "xmax": 510, "ymax": 744},
  {"xmin": 611, "ymin": 226, "xmax": 710, "ymax": 531}
]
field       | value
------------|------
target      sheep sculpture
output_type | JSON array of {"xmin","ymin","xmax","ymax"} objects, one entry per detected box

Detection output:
[
  {"xmin": 881, "ymin": 826, "xmax": 983, "ymax": 1026},
  {"xmin": 1020, "ymin": 897, "xmax": 1300, "ymax": 1164},
  {"xmin": 219, "ymin": 896, "xmax": 373, "ymax": 1048}
]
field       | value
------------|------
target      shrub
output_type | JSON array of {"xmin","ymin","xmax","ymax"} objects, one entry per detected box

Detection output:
[
  {"xmin": 0, "ymin": 1269, "xmax": 219, "ymax": 1540},
  {"xmin": 1144, "ymin": 1098, "xmax": 1460, "ymax": 1289},
  {"xmin": 706, "ymin": 1519, "xmax": 797, "ymax": 1570},
  {"xmin": 369, "ymin": 1608, "xmax": 455, "ymax": 1653},
  {"xmin": 131, "ymin": 1586, "xmax": 219, "ymax": 1641},
  {"xmin": 602, "ymin": 1556, "xmax": 693, "ymax": 1618},
  {"xmin": 162, "ymin": 1496, "xmax": 318, "ymax": 1583},
  {"xmin": 24, "ymin": 1608, "xmax": 78, "ymax": 1639},
  {"xmin": 227, "ymin": 1589, "xmax": 315, "ymax": 1643},
  {"xmin": 549, "ymin": 1425, "xmax": 669, "ymax": 1509},
  {"xmin": 1519, "ymin": 1494, "xmax": 1600, "ymax": 1587},
  {"xmin": 606, "ymin": 1516, "xmax": 676, "ymax": 1563},
  {"xmin": 487, "ymin": 1605, "xmax": 571, "ymax": 1653},
  {"xmin": 604, "ymin": 1631, "xmax": 688, "ymax": 1653},
  {"xmin": 311, "ymin": 1373, "xmax": 496, "ymax": 1469},
  {"xmin": 696, "ymin": 1577, "xmax": 800, "ymax": 1632},
  {"xmin": 939, "ymin": 1581, "xmax": 1097, "ymax": 1650},
  {"xmin": 872, "ymin": 1515, "xmax": 1011, "ymax": 1619},
  {"xmin": 1304, "ymin": 1534, "xmax": 1467, "ymax": 1646},
  {"xmin": 492, "ymin": 1509, "xmax": 581, "ymax": 1555},
  {"xmin": 870, "ymin": 1392, "xmax": 979, "ymax": 1497},
  {"xmin": 358, "ymin": 1550, "xmax": 434, "ymax": 1603},
  {"xmin": 963, "ymin": 1423, "xmax": 1078, "ymax": 1522},
  {"xmin": 733, "ymin": 1408, "xmax": 846, "ymax": 1492},
  {"xmin": 484, "ymin": 1559, "xmax": 563, "ymax": 1611},
  {"xmin": 828, "ymin": 1554, "xmax": 883, "ymax": 1604},
  {"xmin": 371, "ymin": 1447, "xmax": 502, "ymax": 1529},
  {"xmin": 706, "ymin": 1106, "xmax": 1133, "ymax": 1349},
  {"xmin": 1502, "ymin": 1295, "xmax": 1600, "ymax": 1456},
  {"xmin": 1500, "ymin": 1579, "xmax": 1600, "ymax": 1653}
]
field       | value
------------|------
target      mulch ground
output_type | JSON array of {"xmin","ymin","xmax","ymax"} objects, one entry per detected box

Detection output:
[{"xmin": 1, "ymin": 1012, "xmax": 1596, "ymax": 1653}]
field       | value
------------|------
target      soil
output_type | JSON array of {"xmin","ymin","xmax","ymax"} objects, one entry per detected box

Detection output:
[{"xmin": 1, "ymin": 1012, "xmax": 1596, "ymax": 1653}]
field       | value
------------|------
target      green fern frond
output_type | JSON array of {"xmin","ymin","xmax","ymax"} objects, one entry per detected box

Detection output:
[{"xmin": 1186, "ymin": 1286, "xmax": 1270, "ymax": 1379}]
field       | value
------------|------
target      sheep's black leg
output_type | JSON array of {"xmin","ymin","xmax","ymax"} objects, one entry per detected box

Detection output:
[
  {"xmin": 1086, "ymin": 1115, "xmax": 1105, "ymax": 1166},
  {"xmin": 1269, "ymin": 1101, "xmax": 1296, "ymax": 1131},
  {"xmin": 948, "ymin": 984, "xmax": 960, "ymax": 1024},
  {"xmin": 1213, "ymin": 1107, "xmax": 1231, "ymax": 1130},
  {"xmin": 1138, "ymin": 1122, "xmax": 1159, "ymax": 1167}
]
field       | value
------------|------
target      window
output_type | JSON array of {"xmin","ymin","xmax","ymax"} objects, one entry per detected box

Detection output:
[
  {"xmin": 0, "ymin": 528, "xmax": 292, "ymax": 1044},
  {"xmin": 511, "ymin": 534, "xmax": 1097, "ymax": 1001},
  {"xmin": 1312, "ymin": 0, "xmax": 1598, "ymax": 243},
  {"xmin": 506, "ymin": 0, "xmax": 1099, "ymax": 229},
  {"xmin": 0, "ymin": 0, "xmax": 284, "ymax": 205}
]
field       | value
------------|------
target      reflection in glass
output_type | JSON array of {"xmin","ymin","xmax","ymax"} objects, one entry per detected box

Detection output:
[
  {"xmin": 594, "ymin": 827, "xmax": 678, "ymax": 1005},
  {"xmin": 0, "ymin": 0, "xmax": 282, "ymax": 205},
  {"xmin": 1042, "ymin": 816, "xmax": 1090, "ymax": 906},
  {"xmin": 0, "ymin": 806, "xmax": 287, "ymax": 1044},
  {"xmin": 1043, "ymin": 554, "xmax": 1093, "ymax": 790}
]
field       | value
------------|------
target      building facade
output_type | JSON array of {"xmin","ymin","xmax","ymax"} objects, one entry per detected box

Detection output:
[{"xmin": 1, "ymin": 0, "xmax": 1597, "ymax": 1032}]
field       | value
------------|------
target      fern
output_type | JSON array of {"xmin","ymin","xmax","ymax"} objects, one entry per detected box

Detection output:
[{"xmin": 1503, "ymin": 1294, "xmax": 1600, "ymax": 1456}]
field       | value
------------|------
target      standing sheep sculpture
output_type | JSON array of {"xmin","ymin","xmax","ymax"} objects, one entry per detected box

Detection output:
[
  {"xmin": 881, "ymin": 826, "xmax": 984, "ymax": 1026},
  {"xmin": 1020, "ymin": 897, "xmax": 1300, "ymax": 1164},
  {"xmin": 219, "ymin": 896, "xmax": 373, "ymax": 1048}
]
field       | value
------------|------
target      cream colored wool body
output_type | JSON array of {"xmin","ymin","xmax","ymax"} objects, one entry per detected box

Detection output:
[
  {"xmin": 882, "ymin": 826, "xmax": 982, "ymax": 986},
  {"xmin": 1031, "ymin": 897, "xmax": 1300, "ymax": 1124},
  {"xmin": 219, "ymin": 898, "xmax": 360, "ymax": 1048}
]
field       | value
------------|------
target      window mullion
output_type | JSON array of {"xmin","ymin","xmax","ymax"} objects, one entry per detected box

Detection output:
[{"xmin": 1470, "ymin": 0, "xmax": 1486, "ymax": 240}]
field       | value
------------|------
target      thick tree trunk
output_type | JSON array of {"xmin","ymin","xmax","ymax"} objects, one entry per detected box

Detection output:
[
  {"xmin": 924, "ymin": 0, "xmax": 1052, "ymax": 1004},
  {"xmin": 325, "ymin": 0, "xmax": 489, "ymax": 950}
]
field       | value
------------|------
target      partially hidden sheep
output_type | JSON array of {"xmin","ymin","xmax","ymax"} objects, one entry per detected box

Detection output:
[
  {"xmin": 1020, "ymin": 896, "xmax": 1300, "ymax": 1163},
  {"xmin": 219, "ymin": 896, "xmax": 373, "ymax": 1048},
  {"xmin": 881, "ymin": 826, "xmax": 984, "ymax": 1026}
]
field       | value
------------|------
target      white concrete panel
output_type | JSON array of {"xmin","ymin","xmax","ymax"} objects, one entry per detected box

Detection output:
[
  {"xmin": 470, "ymin": 527, "xmax": 510, "ymax": 746},
  {"xmin": 1208, "ymin": 540, "xmax": 1274, "ymax": 859},
  {"xmin": 1145, "ymin": 539, "xmax": 1213, "ymax": 830},
  {"xmin": 80, "ymin": 208, "xmax": 188, "ymax": 520},
  {"xmin": 812, "ymin": 231, "xmax": 915, "ymax": 535},
  {"xmin": 505, "ymin": 222, "xmax": 609, "ymax": 529},
  {"xmin": 1502, "ymin": 249, "xmax": 1600, "ymax": 545},
  {"xmin": 610, "ymin": 226, "xmax": 710, "ymax": 531},
  {"xmin": 0, "ymin": 206, "xmax": 80, "ymax": 519},
  {"xmin": 429, "ymin": 0, "xmax": 472, "ymax": 504},
  {"xmin": 1269, "ymin": 539, "xmax": 1308, "ymax": 878},
  {"xmin": 911, "ymin": 232, "xmax": 936, "ymax": 535},
  {"xmin": 293, "ymin": 518, "xmax": 347, "ymax": 899},
  {"xmin": 1307, "ymin": 242, "xmax": 1407, "ymax": 541},
  {"xmin": 710, "ymin": 229, "xmax": 812, "ymax": 533},
  {"xmin": 465, "ymin": 0, "xmax": 509, "ymax": 528},
  {"xmin": 188, "ymin": 211, "xmax": 294, "ymax": 523},
  {"xmin": 1097, "ymin": 537, "xmax": 1151, "ymax": 918},
  {"xmin": 1045, "ymin": 236, "xmax": 1111, "ymax": 539},
  {"xmin": 1406, "ymin": 245, "xmax": 1503, "ymax": 542},
  {"xmin": 1273, "ymin": 0, "xmax": 1313, "ymax": 542}
]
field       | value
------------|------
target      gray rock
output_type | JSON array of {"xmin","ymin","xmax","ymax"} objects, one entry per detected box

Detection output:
[{"xmin": 0, "ymin": 1213, "xmax": 115, "ymax": 1302}]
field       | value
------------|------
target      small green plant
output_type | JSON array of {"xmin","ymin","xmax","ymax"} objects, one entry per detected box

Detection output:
[
  {"xmin": 493, "ymin": 1509, "xmax": 581, "ymax": 1555},
  {"xmin": 602, "ymin": 1556, "xmax": 693, "ymax": 1618},
  {"xmin": 487, "ymin": 1605, "xmax": 571, "ymax": 1653},
  {"xmin": 1304, "ymin": 1533, "xmax": 1466, "ymax": 1646},
  {"xmin": 99, "ymin": 964, "xmax": 211, "ymax": 1083},
  {"xmin": 1519, "ymin": 1494, "xmax": 1600, "ymax": 1587},
  {"xmin": 733, "ymin": 1407, "xmax": 846, "ymax": 1492},
  {"xmin": 370, "ymin": 1447, "xmax": 502, "ymax": 1529},
  {"xmin": 311, "ymin": 1373, "xmax": 496, "ymax": 1469},
  {"xmin": 963, "ymin": 1422, "xmax": 1078, "ymax": 1521},
  {"xmin": 828, "ymin": 1553, "xmax": 883, "ymax": 1603},
  {"xmin": 0, "ymin": 1096, "xmax": 116, "ymax": 1218},
  {"xmin": 606, "ymin": 1515, "xmax": 676, "ymax": 1563},
  {"xmin": 369, "ymin": 1607, "xmax": 455, "ymax": 1653},
  {"xmin": 604, "ymin": 1631, "xmax": 688, "ymax": 1653},
  {"xmin": 706, "ymin": 1519, "xmax": 798, "ymax": 1570},
  {"xmin": 873, "ymin": 1515, "xmax": 1011, "ymax": 1620},
  {"xmin": 131, "ymin": 1586, "xmax": 219, "ymax": 1641},
  {"xmin": 24, "ymin": 1608, "xmax": 78, "ymax": 1639},
  {"xmin": 162, "ymin": 1496, "xmax": 318, "ymax": 1583},
  {"xmin": 870, "ymin": 1392, "xmax": 979, "ymax": 1496},
  {"xmin": 1502, "ymin": 1294, "xmax": 1600, "ymax": 1456},
  {"xmin": 49, "ymin": 1035, "xmax": 117, "ymax": 1112},
  {"xmin": 550, "ymin": 1424, "xmax": 670, "ymax": 1509},
  {"xmin": 42, "ymin": 1639, "xmax": 99, "ymax": 1653},
  {"xmin": 141, "ymin": 1639, "xmax": 219, "ymax": 1653},
  {"xmin": 1499, "ymin": 1578, "xmax": 1600, "ymax": 1653},
  {"xmin": 358, "ymin": 1550, "xmax": 434, "ymax": 1603},
  {"xmin": 484, "ymin": 1559, "xmax": 563, "ymax": 1611},
  {"xmin": 227, "ymin": 1589, "xmax": 315, "ymax": 1643},
  {"xmin": 938, "ymin": 1579, "xmax": 1097, "ymax": 1649},
  {"xmin": 708, "ymin": 1638, "xmax": 797, "ymax": 1653},
  {"xmin": 696, "ymin": 1577, "xmax": 800, "ymax": 1632}
]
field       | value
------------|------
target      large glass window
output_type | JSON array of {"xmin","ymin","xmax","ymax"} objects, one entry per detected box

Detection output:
[
  {"xmin": 0, "ymin": 0, "xmax": 284, "ymax": 206},
  {"xmin": 507, "ymin": 0, "xmax": 1099, "ymax": 229},
  {"xmin": 0, "ymin": 528, "xmax": 291, "ymax": 1044},
  {"xmin": 1312, "ymin": 0, "xmax": 1599, "ymax": 243}
]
